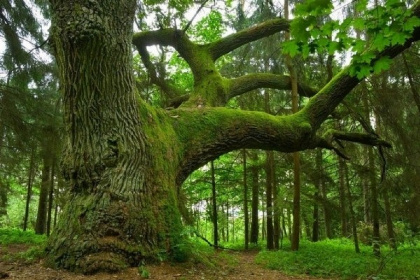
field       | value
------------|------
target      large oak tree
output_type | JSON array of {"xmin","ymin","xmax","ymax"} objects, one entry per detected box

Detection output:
[{"xmin": 45, "ymin": 0, "xmax": 420, "ymax": 273}]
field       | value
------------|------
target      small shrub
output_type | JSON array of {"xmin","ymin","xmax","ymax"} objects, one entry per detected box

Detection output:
[
  {"xmin": 138, "ymin": 264, "xmax": 150, "ymax": 279},
  {"xmin": 0, "ymin": 228, "xmax": 46, "ymax": 245}
]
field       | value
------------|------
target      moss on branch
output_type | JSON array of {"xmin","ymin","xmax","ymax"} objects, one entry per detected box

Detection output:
[
  {"xmin": 169, "ymin": 107, "xmax": 313, "ymax": 185},
  {"xmin": 132, "ymin": 18, "xmax": 298, "ymax": 108}
]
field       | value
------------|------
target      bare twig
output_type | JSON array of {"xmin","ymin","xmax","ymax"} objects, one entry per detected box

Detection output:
[{"xmin": 183, "ymin": 0, "xmax": 211, "ymax": 33}]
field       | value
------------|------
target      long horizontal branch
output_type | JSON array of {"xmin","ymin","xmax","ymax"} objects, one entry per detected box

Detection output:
[
  {"xmin": 170, "ymin": 107, "xmax": 313, "ymax": 185},
  {"xmin": 207, "ymin": 18, "xmax": 290, "ymax": 60},
  {"xmin": 314, "ymin": 129, "xmax": 392, "ymax": 159},
  {"xmin": 228, "ymin": 73, "xmax": 317, "ymax": 99}
]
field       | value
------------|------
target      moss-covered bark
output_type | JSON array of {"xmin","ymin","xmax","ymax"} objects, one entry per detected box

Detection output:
[
  {"xmin": 46, "ymin": 0, "xmax": 420, "ymax": 274},
  {"xmin": 46, "ymin": 0, "xmax": 184, "ymax": 273}
]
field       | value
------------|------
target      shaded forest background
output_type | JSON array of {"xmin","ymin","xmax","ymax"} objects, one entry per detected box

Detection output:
[{"xmin": 0, "ymin": 0, "xmax": 419, "ymax": 269}]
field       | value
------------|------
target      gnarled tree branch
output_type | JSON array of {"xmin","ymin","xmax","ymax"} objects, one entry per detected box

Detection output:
[
  {"xmin": 207, "ymin": 18, "xmax": 290, "ymax": 60},
  {"xmin": 228, "ymin": 73, "xmax": 317, "ymax": 99}
]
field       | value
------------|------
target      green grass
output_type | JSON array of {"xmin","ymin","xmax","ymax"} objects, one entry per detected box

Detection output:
[
  {"xmin": 0, "ymin": 228, "xmax": 47, "ymax": 245},
  {"xmin": 0, "ymin": 228, "xmax": 46, "ymax": 263},
  {"xmin": 255, "ymin": 239, "xmax": 420, "ymax": 279}
]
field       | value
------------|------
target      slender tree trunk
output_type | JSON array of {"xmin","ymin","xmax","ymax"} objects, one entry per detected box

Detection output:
[
  {"xmin": 221, "ymin": 204, "xmax": 226, "ymax": 242},
  {"xmin": 287, "ymin": 207, "xmax": 292, "ymax": 240},
  {"xmin": 250, "ymin": 164, "xmax": 259, "ymax": 244},
  {"xmin": 344, "ymin": 162, "xmax": 360, "ymax": 253},
  {"xmin": 312, "ymin": 195, "xmax": 319, "ymax": 242},
  {"xmin": 402, "ymin": 52, "xmax": 420, "ymax": 114},
  {"xmin": 243, "ymin": 149, "xmax": 249, "ymax": 249},
  {"xmin": 35, "ymin": 151, "xmax": 52, "ymax": 234},
  {"xmin": 338, "ymin": 158, "xmax": 348, "ymax": 238},
  {"xmin": 321, "ymin": 181, "xmax": 333, "ymax": 239},
  {"xmin": 273, "ymin": 171, "xmax": 281, "ymax": 249},
  {"xmin": 47, "ymin": 160, "xmax": 56, "ymax": 236},
  {"xmin": 369, "ymin": 147, "xmax": 381, "ymax": 257},
  {"xmin": 281, "ymin": 211, "xmax": 288, "ymax": 238},
  {"xmin": 284, "ymin": 0, "xmax": 301, "ymax": 250},
  {"xmin": 376, "ymin": 109, "xmax": 397, "ymax": 251},
  {"xmin": 226, "ymin": 200, "xmax": 229, "ymax": 243},
  {"xmin": 363, "ymin": 177, "xmax": 370, "ymax": 223},
  {"xmin": 211, "ymin": 161, "xmax": 218, "ymax": 247},
  {"xmin": 23, "ymin": 147, "xmax": 36, "ymax": 231},
  {"xmin": 265, "ymin": 151, "xmax": 274, "ymax": 249},
  {"xmin": 312, "ymin": 150, "xmax": 322, "ymax": 242},
  {"xmin": 261, "ymin": 191, "xmax": 266, "ymax": 241},
  {"xmin": 383, "ymin": 180, "xmax": 396, "ymax": 250},
  {"xmin": 303, "ymin": 215, "xmax": 311, "ymax": 239}
]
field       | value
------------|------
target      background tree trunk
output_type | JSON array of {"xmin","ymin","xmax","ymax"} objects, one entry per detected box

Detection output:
[
  {"xmin": 321, "ymin": 182, "xmax": 333, "ymax": 239},
  {"xmin": 284, "ymin": 0, "xmax": 301, "ymax": 251},
  {"xmin": 47, "ymin": 160, "xmax": 55, "ymax": 236},
  {"xmin": 344, "ymin": 162, "xmax": 360, "ymax": 253},
  {"xmin": 265, "ymin": 151, "xmax": 274, "ymax": 249},
  {"xmin": 312, "ymin": 150, "xmax": 322, "ymax": 242},
  {"xmin": 35, "ymin": 149, "xmax": 52, "ymax": 234},
  {"xmin": 338, "ymin": 157, "xmax": 348, "ymax": 238},
  {"xmin": 250, "ymin": 163, "xmax": 259, "ymax": 244},
  {"xmin": 242, "ymin": 149, "xmax": 249, "ymax": 249},
  {"xmin": 369, "ymin": 147, "xmax": 381, "ymax": 257},
  {"xmin": 211, "ymin": 160, "xmax": 218, "ymax": 247},
  {"xmin": 23, "ymin": 147, "xmax": 36, "ymax": 231}
]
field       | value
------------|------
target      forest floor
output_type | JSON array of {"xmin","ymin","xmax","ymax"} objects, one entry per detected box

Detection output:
[{"xmin": 0, "ymin": 244, "xmax": 334, "ymax": 280}]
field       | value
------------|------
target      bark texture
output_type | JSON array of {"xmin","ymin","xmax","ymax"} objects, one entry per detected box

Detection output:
[
  {"xmin": 46, "ymin": 0, "xmax": 184, "ymax": 273},
  {"xmin": 45, "ymin": 0, "xmax": 420, "ymax": 273}
]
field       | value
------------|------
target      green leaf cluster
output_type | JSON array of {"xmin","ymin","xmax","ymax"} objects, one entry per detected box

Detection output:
[{"xmin": 284, "ymin": 0, "xmax": 420, "ymax": 79}]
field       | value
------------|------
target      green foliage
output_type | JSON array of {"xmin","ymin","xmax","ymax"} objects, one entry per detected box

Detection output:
[
  {"xmin": 189, "ymin": 10, "xmax": 226, "ymax": 43},
  {"xmin": 0, "ymin": 228, "xmax": 46, "ymax": 245},
  {"xmin": 0, "ymin": 181, "xmax": 40, "ymax": 229},
  {"xmin": 138, "ymin": 262, "xmax": 150, "ymax": 279},
  {"xmin": 256, "ymin": 239, "xmax": 420, "ymax": 279},
  {"xmin": 284, "ymin": 0, "xmax": 420, "ymax": 79},
  {"xmin": 16, "ymin": 245, "xmax": 45, "ymax": 262},
  {"xmin": 0, "ymin": 229, "xmax": 46, "ymax": 264}
]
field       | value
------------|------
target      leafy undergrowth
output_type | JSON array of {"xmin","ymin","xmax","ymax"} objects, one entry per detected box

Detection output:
[
  {"xmin": 0, "ymin": 228, "xmax": 46, "ymax": 263},
  {"xmin": 255, "ymin": 239, "xmax": 420, "ymax": 279}
]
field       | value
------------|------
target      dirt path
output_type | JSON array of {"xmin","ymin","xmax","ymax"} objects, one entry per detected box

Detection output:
[{"xmin": 0, "ymin": 248, "xmax": 330, "ymax": 280}]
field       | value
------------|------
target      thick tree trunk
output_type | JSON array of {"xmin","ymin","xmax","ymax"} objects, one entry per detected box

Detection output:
[
  {"xmin": 44, "ymin": 0, "xmax": 420, "ymax": 273},
  {"xmin": 46, "ymin": 0, "xmax": 184, "ymax": 273}
]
